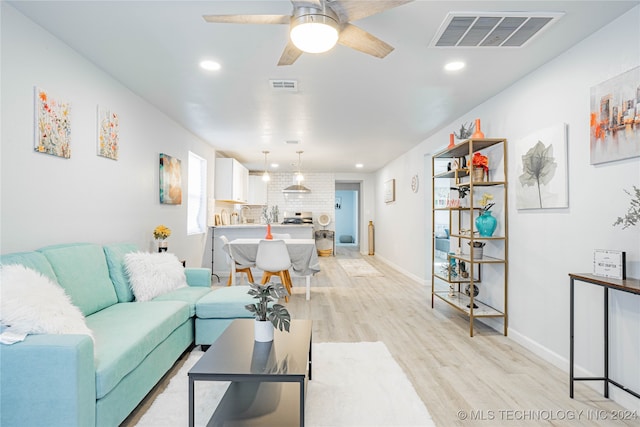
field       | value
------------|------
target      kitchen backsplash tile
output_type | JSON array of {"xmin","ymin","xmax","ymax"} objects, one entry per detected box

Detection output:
[{"xmin": 218, "ymin": 172, "xmax": 335, "ymax": 228}]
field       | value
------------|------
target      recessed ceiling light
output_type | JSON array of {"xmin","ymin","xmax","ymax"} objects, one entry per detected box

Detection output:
[
  {"xmin": 199, "ymin": 60, "xmax": 221, "ymax": 71},
  {"xmin": 355, "ymin": 163, "xmax": 364, "ymax": 168},
  {"xmin": 444, "ymin": 61, "xmax": 465, "ymax": 71},
  {"xmin": 271, "ymin": 163, "xmax": 279, "ymax": 168}
]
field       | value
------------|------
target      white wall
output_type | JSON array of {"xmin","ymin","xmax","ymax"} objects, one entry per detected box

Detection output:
[
  {"xmin": 1, "ymin": 4, "xmax": 217, "ymax": 267},
  {"xmin": 376, "ymin": 6, "xmax": 640, "ymax": 410}
]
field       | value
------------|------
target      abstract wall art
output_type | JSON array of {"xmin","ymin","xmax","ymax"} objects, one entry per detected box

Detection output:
[
  {"xmin": 515, "ymin": 123, "xmax": 569, "ymax": 209},
  {"xmin": 589, "ymin": 66, "xmax": 640, "ymax": 164},
  {"xmin": 97, "ymin": 106, "xmax": 119, "ymax": 160},
  {"xmin": 159, "ymin": 153, "xmax": 182, "ymax": 204},
  {"xmin": 34, "ymin": 87, "xmax": 71, "ymax": 158}
]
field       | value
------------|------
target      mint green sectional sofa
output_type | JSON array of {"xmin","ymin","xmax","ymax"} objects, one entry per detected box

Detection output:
[{"xmin": 0, "ymin": 242, "xmax": 253, "ymax": 427}]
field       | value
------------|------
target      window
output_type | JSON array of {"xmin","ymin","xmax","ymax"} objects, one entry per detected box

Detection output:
[{"xmin": 187, "ymin": 152, "xmax": 207, "ymax": 235}]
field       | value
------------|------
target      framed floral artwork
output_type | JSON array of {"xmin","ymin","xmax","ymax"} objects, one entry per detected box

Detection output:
[
  {"xmin": 159, "ymin": 153, "xmax": 182, "ymax": 204},
  {"xmin": 97, "ymin": 106, "xmax": 119, "ymax": 160},
  {"xmin": 34, "ymin": 87, "xmax": 71, "ymax": 158},
  {"xmin": 515, "ymin": 123, "xmax": 569, "ymax": 209}
]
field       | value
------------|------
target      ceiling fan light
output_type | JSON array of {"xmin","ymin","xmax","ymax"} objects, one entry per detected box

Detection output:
[{"xmin": 290, "ymin": 14, "xmax": 339, "ymax": 54}]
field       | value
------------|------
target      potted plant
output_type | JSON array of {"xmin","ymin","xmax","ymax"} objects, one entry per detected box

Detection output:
[
  {"xmin": 245, "ymin": 282, "xmax": 291, "ymax": 342},
  {"xmin": 471, "ymin": 152, "xmax": 489, "ymax": 181},
  {"xmin": 153, "ymin": 225, "xmax": 171, "ymax": 252},
  {"xmin": 613, "ymin": 186, "xmax": 639, "ymax": 229}
]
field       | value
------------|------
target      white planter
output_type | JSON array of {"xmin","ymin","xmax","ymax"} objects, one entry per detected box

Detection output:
[{"xmin": 254, "ymin": 320, "xmax": 274, "ymax": 342}]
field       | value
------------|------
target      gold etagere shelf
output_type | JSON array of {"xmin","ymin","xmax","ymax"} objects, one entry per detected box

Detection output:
[{"xmin": 431, "ymin": 138, "xmax": 508, "ymax": 337}]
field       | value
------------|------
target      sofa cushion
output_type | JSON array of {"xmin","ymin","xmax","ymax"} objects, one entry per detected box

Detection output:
[
  {"xmin": 195, "ymin": 286, "xmax": 255, "ymax": 319},
  {"xmin": 0, "ymin": 264, "xmax": 93, "ymax": 341},
  {"xmin": 0, "ymin": 251, "xmax": 57, "ymax": 282},
  {"xmin": 124, "ymin": 252, "xmax": 187, "ymax": 302},
  {"xmin": 86, "ymin": 301, "xmax": 190, "ymax": 399},
  {"xmin": 38, "ymin": 243, "xmax": 118, "ymax": 316},
  {"xmin": 103, "ymin": 243, "xmax": 139, "ymax": 303},
  {"xmin": 153, "ymin": 286, "xmax": 212, "ymax": 317}
]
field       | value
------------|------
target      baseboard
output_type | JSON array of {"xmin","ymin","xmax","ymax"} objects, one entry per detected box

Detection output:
[
  {"xmin": 508, "ymin": 327, "xmax": 569, "ymax": 372},
  {"xmin": 369, "ymin": 253, "xmax": 426, "ymax": 286},
  {"xmin": 507, "ymin": 327, "xmax": 640, "ymax": 412}
]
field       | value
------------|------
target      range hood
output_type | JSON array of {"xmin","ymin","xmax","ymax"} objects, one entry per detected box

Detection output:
[{"xmin": 282, "ymin": 184, "xmax": 311, "ymax": 193}]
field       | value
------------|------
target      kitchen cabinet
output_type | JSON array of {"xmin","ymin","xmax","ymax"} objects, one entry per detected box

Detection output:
[
  {"xmin": 215, "ymin": 158, "xmax": 248, "ymax": 203},
  {"xmin": 431, "ymin": 138, "xmax": 508, "ymax": 337},
  {"xmin": 247, "ymin": 175, "xmax": 268, "ymax": 205}
]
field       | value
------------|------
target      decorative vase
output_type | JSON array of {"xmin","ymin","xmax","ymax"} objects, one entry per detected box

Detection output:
[
  {"xmin": 448, "ymin": 133, "xmax": 455, "ymax": 148},
  {"xmin": 472, "ymin": 168, "xmax": 485, "ymax": 182},
  {"xmin": 475, "ymin": 211, "xmax": 497, "ymax": 237},
  {"xmin": 254, "ymin": 320, "xmax": 274, "ymax": 342},
  {"xmin": 157, "ymin": 240, "xmax": 168, "ymax": 253},
  {"xmin": 265, "ymin": 223, "xmax": 273, "ymax": 240},
  {"xmin": 471, "ymin": 118, "xmax": 485, "ymax": 139}
]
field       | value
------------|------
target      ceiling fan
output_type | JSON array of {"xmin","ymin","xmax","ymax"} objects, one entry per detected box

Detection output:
[{"xmin": 203, "ymin": 0, "xmax": 413, "ymax": 66}]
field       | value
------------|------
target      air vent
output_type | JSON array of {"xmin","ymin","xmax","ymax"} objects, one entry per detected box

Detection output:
[
  {"xmin": 269, "ymin": 79, "xmax": 298, "ymax": 91},
  {"xmin": 431, "ymin": 11, "xmax": 564, "ymax": 48}
]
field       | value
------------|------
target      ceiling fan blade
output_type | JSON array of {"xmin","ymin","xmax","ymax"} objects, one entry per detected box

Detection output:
[
  {"xmin": 328, "ymin": 0, "xmax": 413, "ymax": 23},
  {"xmin": 277, "ymin": 40, "xmax": 304, "ymax": 66},
  {"xmin": 203, "ymin": 15, "xmax": 290, "ymax": 25},
  {"xmin": 337, "ymin": 23, "xmax": 394, "ymax": 58}
]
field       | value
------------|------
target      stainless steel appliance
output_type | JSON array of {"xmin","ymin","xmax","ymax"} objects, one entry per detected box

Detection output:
[{"xmin": 282, "ymin": 211, "xmax": 313, "ymax": 224}]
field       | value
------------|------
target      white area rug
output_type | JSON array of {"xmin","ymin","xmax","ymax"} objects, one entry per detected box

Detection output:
[
  {"xmin": 136, "ymin": 342, "xmax": 433, "ymax": 427},
  {"xmin": 337, "ymin": 259, "xmax": 384, "ymax": 277}
]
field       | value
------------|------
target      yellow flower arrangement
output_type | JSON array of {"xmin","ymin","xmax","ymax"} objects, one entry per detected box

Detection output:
[
  {"xmin": 153, "ymin": 225, "xmax": 171, "ymax": 240},
  {"xmin": 478, "ymin": 193, "xmax": 495, "ymax": 212}
]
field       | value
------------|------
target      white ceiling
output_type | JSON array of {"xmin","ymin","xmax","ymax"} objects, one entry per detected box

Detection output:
[{"xmin": 9, "ymin": 1, "xmax": 639, "ymax": 173}]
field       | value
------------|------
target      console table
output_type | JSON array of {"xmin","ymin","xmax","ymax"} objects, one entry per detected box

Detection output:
[{"xmin": 569, "ymin": 273, "xmax": 640, "ymax": 400}]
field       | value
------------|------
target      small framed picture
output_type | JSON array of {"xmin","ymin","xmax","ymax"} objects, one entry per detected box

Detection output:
[
  {"xmin": 384, "ymin": 179, "xmax": 395, "ymax": 203},
  {"xmin": 593, "ymin": 249, "xmax": 626, "ymax": 279}
]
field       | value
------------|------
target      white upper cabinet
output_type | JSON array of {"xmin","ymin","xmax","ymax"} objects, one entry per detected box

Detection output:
[
  {"xmin": 247, "ymin": 175, "xmax": 268, "ymax": 205},
  {"xmin": 215, "ymin": 158, "xmax": 248, "ymax": 203}
]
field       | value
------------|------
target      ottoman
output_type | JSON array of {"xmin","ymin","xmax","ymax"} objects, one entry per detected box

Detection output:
[{"xmin": 195, "ymin": 285, "xmax": 256, "ymax": 345}]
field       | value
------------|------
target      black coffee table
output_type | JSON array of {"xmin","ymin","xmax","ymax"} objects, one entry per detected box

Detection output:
[{"xmin": 188, "ymin": 319, "xmax": 312, "ymax": 427}]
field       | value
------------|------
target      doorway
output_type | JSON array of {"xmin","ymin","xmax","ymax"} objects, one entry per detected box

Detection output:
[{"xmin": 335, "ymin": 182, "xmax": 360, "ymax": 249}]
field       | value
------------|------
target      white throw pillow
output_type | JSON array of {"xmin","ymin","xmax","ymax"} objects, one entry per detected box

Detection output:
[
  {"xmin": 0, "ymin": 264, "xmax": 94, "ymax": 340},
  {"xmin": 124, "ymin": 252, "xmax": 187, "ymax": 302}
]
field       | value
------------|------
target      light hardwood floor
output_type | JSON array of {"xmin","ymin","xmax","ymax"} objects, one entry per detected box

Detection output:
[{"xmin": 122, "ymin": 247, "xmax": 637, "ymax": 426}]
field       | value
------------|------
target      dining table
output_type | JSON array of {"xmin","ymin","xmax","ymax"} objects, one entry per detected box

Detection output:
[{"xmin": 226, "ymin": 238, "xmax": 321, "ymax": 300}]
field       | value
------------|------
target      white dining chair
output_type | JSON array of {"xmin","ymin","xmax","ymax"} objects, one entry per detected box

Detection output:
[
  {"xmin": 219, "ymin": 235, "xmax": 254, "ymax": 286},
  {"xmin": 255, "ymin": 239, "xmax": 292, "ymax": 302}
]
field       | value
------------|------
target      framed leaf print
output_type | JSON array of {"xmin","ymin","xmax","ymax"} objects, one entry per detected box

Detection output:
[
  {"xmin": 34, "ymin": 87, "xmax": 71, "ymax": 158},
  {"xmin": 515, "ymin": 123, "xmax": 569, "ymax": 209}
]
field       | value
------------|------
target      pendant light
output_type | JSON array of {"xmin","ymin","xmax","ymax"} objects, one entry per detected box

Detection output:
[
  {"xmin": 283, "ymin": 150, "xmax": 311, "ymax": 193},
  {"xmin": 261, "ymin": 150, "xmax": 270, "ymax": 182},
  {"xmin": 295, "ymin": 150, "xmax": 304, "ymax": 182}
]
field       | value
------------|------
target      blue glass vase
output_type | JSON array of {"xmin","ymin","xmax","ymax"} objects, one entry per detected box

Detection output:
[{"xmin": 475, "ymin": 211, "xmax": 497, "ymax": 237}]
